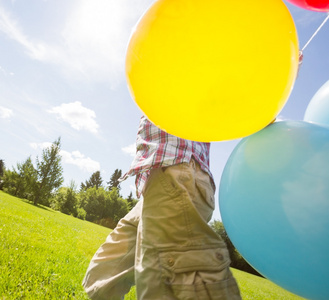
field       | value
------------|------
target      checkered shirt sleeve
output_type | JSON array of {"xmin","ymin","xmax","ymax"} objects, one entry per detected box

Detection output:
[{"xmin": 120, "ymin": 116, "xmax": 215, "ymax": 198}]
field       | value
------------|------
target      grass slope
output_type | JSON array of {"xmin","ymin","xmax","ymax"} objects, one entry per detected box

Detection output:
[
  {"xmin": 0, "ymin": 191, "xmax": 306, "ymax": 299},
  {"xmin": 123, "ymin": 269, "xmax": 306, "ymax": 300},
  {"xmin": 232, "ymin": 269, "xmax": 306, "ymax": 300},
  {"xmin": 0, "ymin": 191, "xmax": 110, "ymax": 299}
]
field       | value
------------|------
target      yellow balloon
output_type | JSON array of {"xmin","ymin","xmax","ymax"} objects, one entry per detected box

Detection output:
[{"xmin": 125, "ymin": 0, "xmax": 299, "ymax": 142}]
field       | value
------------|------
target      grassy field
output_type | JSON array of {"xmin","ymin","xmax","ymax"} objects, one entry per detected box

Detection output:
[{"xmin": 0, "ymin": 191, "xmax": 306, "ymax": 299}]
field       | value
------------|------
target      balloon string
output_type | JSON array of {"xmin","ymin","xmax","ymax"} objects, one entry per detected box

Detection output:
[{"xmin": 301, "ymin": 14, "xmax": 329, "ymax": 51}]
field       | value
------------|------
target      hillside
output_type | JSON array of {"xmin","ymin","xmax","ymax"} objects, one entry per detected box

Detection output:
[
  {"xmin": 0, "ymin": 191, "xmax": 306, "ymax": 299},
  {"xmin": 0, "ymin": 191, "xmax": 110, "ymax": 299}
]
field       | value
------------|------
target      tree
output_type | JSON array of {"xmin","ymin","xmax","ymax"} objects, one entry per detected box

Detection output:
[
  {"xmin": 0, "ymin": 159, "xmax": 5, "ymax": 190},
  {"xmin": 79, "ymin": 186, "xmax": 108, "ymax": 222},
  {"xmin": 51, "ymin": 181, "xmax": 78, "ymax": 216},
  {"xmin": 210, "ymin": 220, "xmax": 262, "ymax": 277},
  {"xmin": 79, "ymin": 186, "xmax": 130, "ymax": 229},
  {"xmin": 80, "ymin": 170, "xmax": 103, "ymax": 191},
  {"xmin": 98, "ymin": 187, "xmax": 129, "ymax": 228},
  {"xmin": 33, "ymin": 138, "xmax": 63, "ymax": 206},
  {"xmin": 107, "ymin": 169, "xmax": 122, "ymax": 191},
  {"xmin": 106, "ymin": 187, "xmax": 128, "ymax": 225},
  {"xmin": 127, "ymin": 192, "xmax": 138, "ymax": 210},
  {"xmin": 0, "ymin": 159, "xmax": 4, "ymax": 177},
  {"xmin": 2, "ymin": 169, "xmax": 20, "ymax": 196},
  {"xmin": 210, "ymin": 220, "xmax": 236, "ymax": 259},
  {"xmin": 1, "ymin": 157, "xmax": 37, "ymax": 200},
  {"xmin": 16, "ymin": 157, "xmax": 37, "ymax": 200},
  {"xmin": 63, "ymin": 181, "xmax": 78, "ymax": 215}
]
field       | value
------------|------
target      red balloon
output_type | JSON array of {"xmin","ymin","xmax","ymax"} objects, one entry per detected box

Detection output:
[{"xmin": 286, "ymin": 0, "xmax": 329, "ymax": 11}]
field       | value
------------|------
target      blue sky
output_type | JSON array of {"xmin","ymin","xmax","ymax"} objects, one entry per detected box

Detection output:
[{"xmin": 0, "ymin": 0, "xmax": 328, "ymax": 221}]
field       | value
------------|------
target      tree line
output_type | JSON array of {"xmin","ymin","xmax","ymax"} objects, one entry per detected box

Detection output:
[
  {"xmin": 0, "ymin": 138, "xmax": 137, "ymax": 229},
  {"xmin": 210, "ymin": 220, "xmax": 262, "ymax": 277},
  {"xmin": 0, "ymin": 138, "xmax": 260, "ymax": 276}
]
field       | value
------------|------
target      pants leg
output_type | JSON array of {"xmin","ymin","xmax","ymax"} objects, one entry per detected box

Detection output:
[
  {"xmin": 135, "ymin": 160, "xmax": 241, "ymax": 300},
  {"xmin": 82, "ymin": 200, "xmax": 142, "ymax": 300}
]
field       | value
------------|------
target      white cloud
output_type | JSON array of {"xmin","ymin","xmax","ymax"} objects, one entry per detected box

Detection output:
[
  {"xmin": 0, "ymin": 106, "xmax": 13, "ymax": 119},
  {"xmin": 28, "ymin": 143, "xmax": 100, "ymax": 173},
  {"xmin": 58, "ymin": 0, "xmax": 152, "ymax": 84},
  {"xmin": 29, "ymin": 142, "xmax": 53, "ymax": 150},
  {"xmin": 60, "ymin": 150, "xmax": 100, "ymax": 173},
  {"xmin": 275, "ymin": 115, "xmax": 286, "ymax": 122},
  {"xmin": 0, "ymin": 5, "xmax": 50, "ymax": 61},
  {"xmin": 122, "ymin": 143, "xmax": 136, "ymax": 157},
  {"xmin": 48, "ymin": 101, "xmax": 99, "ymax": 134},
  {"xmin": 0, "ymin": 65, "xmax": 13, "ymax": 76},
  {"xmin": 0, "ymin": 1, "xmax": 152, "ymax": 85}
]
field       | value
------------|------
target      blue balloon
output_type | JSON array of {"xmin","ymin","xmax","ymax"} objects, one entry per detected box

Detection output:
[
  {"xmin": 304, "ymin": 80, "xmax": 329, "ymax": 127},
  {"xmin": 219, "ymin": 121, "xmax": 329, "ymax": 300}
]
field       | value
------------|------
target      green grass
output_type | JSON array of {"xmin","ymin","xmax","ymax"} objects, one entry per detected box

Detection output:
[
  {"xmin": 0, "ymin": 191, "xmax": 110, "ymax": 299},
  {"xmin": 0, "ymin": 191, "xmax": 306, "ymax": 299},
  {"xmin": 232, "ymin": 269, "xmax": 306, "ymax": 300},
  {"xmin": 123, "ymin": 269, "xmax": 306, "ymax": 300}
]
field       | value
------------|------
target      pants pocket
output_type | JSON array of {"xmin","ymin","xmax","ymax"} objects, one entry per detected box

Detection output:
[{"xmin": 159, "ymin": 247, "xmax": 241, "ymax": 300}]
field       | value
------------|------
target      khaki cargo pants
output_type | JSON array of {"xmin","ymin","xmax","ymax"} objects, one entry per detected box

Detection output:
[{"xmin": 83, "ymin": 159, "xmax": 241, "ymax": 300}]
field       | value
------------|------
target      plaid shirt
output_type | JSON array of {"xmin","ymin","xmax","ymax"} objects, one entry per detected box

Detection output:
[{"xmin": 121, "ymin": 116, "xmax": 215, "ymax": 198}]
